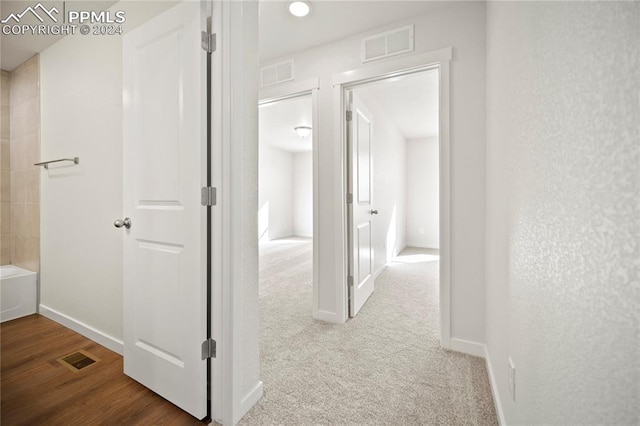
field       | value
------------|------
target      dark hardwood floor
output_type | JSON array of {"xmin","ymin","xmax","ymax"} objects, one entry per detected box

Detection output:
[{"xmin": 1, "ymin": 314, "xmax": 207, "ymax": 425}]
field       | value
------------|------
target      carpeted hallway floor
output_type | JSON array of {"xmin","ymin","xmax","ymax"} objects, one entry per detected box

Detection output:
[{"xmin": 240, "ymin": 238, "xmax": 497, "ymax": 425}]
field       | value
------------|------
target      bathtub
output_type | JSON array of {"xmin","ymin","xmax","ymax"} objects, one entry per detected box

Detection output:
[{"xmin": 1, "ymin": 265, "xmax": 38, "ymax": 323}]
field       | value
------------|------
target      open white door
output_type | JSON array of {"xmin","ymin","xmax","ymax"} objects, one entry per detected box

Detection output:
[
  {"xmin": 122, "ymin": 1, "xmax": 208, "ymax": 419},
  {"xmin": 347, "ymin": 91, "xmax": 376, "ymax": 317}
]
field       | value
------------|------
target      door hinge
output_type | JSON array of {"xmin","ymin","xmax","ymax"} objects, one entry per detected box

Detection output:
[
  {"xmin": 346, "ymin": 110, "xmax": 353, "ymax": 122},
  {"xmin": 348, "ymin": 276, "xmax": 354, "ymax": 287},
  {"xmin": 201, "ymin": 338, "xmax": 216, "ymax": 359},
  {"xmin": 201, "ymin": 187, "xmax": 217, "ymax": 206},
  {"xmin": 347, "ymin": 193, "xmax": 353, "ymax": 204},
  {"xmin": 201, "ymin": 31, "xmax": 216, "ymax": 54}
]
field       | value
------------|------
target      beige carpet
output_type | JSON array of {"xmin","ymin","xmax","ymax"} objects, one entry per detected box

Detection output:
[{"xmin": 240, "ymin": 238, "xmax": 497, "ymax": 425}]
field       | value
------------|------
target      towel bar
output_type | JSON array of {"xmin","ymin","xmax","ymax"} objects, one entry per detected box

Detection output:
[{"xmin": 34, "ymin": 157, "xmax": 80, "ymax": 169}]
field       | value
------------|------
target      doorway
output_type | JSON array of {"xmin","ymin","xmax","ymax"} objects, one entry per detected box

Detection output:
[
  {"xmin": 345, "ymin": 69, "xmax": 440, "ymax": 320},
  {"xmin": 258, "ymin": 93, "xmax": 315, "ymax": 314},
  {"xmin": 334, "ymin": 48, "xmax": 452, "ymax": 346},
  {"xmin": 257, "ymin": 79, "xmax": 320, "ymax": 318}
]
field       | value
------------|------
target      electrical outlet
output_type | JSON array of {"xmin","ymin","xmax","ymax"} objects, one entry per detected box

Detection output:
[{"xmin": 508, "ymin": 358, "xmax": 516, "ymax": 402}]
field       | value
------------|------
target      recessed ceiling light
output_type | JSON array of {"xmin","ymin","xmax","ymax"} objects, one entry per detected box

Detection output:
[{"xmin": 289, "ymin": 0, "xmax": 311, "ymax": 18}]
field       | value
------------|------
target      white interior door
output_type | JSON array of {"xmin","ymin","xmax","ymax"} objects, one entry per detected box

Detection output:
[
  {"xmin": 122, "ymin": 1, "xmax": 207, "ymax": 419},
  {"xmin": 348, "ymin": 91, "xmax": 376, "ymax": 317}
]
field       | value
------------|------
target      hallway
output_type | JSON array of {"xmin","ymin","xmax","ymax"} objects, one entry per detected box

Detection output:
[{"xmin": 242, "ymin": 240, "xmax": 497, "ymax": 424}]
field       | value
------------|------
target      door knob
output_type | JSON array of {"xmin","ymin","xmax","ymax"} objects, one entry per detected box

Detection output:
[
  {"xmin": 114, "ymin": 217, "xmax": 132, "ymax": 229},
  {"xmin": 369, "ymin": 209, "xmax": 378, "ymax": 215}
]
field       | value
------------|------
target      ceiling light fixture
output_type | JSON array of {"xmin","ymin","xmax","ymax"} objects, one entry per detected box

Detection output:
[
  {"xmin": 294, "ymin": 126, "xmax": 312, "ymax": 138},
  {"xmin": 288, "ymin": 0, "xmax": 311, "ymax": 17}
]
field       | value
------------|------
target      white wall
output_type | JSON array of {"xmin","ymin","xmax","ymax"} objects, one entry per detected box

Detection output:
[
  {"xmin": 217, "ymin": 2, "xmax": 262, "ymax": 421},
  {"xmin": 485, "ymin": 2, "xmax": 640, "ymax": 424},
  {"xmin": 292, "ymin": 151, "xmax": 312, "ymax": 237},
  {"xmin": 38, "ymin": 0, "xmax": 178, "ymax": 351},
  {"xmin": 406, "ymin": 137, "xmax": 439, "ymax": 249},
  {"xmin": 354, "ymin": 90, "xmax": 406, "ymax": 273},
  {"xmin": 40, "ymin": 31, "xmax": 123, "ymax": 344},
  {"xmin": 258, "ymin": 144, "xmax": 293, "ymax": 240},
  {"xmin": 263, "ymin": 2, "xmax": 486, "ymax": 341},
  {"xmin": 258, "ymin": 145, "xmax": 312, "ymax": 240}
]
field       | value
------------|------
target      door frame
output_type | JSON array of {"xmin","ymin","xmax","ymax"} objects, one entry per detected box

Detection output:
[
  {"xmin": 210, "ymin": 1, "xmax": 262, "ymax": 423},
  {"xmin": 332, "ymin": 48, "xmax": 452, "ymax": 348},
  {"xmin": 258, "ymin": 78, "xmax": 320, "ymax": 318}
]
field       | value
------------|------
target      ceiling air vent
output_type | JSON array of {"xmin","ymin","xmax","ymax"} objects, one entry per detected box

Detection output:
[
  {"xmin": 261, "ymin": 59, "xmax": 295, "ymax": 87},
  {"xmin": 361, "ymin": 25, "xmax": 414, "ymax": 63}
]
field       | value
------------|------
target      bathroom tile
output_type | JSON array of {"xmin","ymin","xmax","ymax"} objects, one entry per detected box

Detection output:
[
  {"xmin": 10, "ymin": 203, "xmax": 22, "ymax": 236},
  {"xmin": 9, "ymin": 73, "xmax": 24, "ymax": 109},
  {"xmin": 11, "ymin": 133, "xmax": 39, "ymax": 171},
  {"xmin": 10, "ymin": 97, "xmax": 39, "ymax": 139},
  {"xmin": 1, "ymin": 139, "xmax": 9, "ymax": 171},
  {"xmin": 1, "ymin": 236, "xmax": 10, "ymax": 265},
  {"xmin": 24, "ymin": 98, "xmax": 40, "ymax": 137},
  {"xmin": 0, "ymin": 71, "xmax": 9, "ymax": 107},
  {"xmin": 1, "ymin": 170, "xmax": 10, "ymax": 202},
  {"xmin": 9, "ymin": 104, "xmax": 24, "ymax": 139},
  {"xmin": 1, "ymin": 106, "xmax": 9, "ymax": 139},
  {"xmin": 11, "ymin": 235, "xmax": 39, "ymax": 272},
  {"xmin": 10, "ymin": 55, "xmax": 39, "ymax": 107},
  {"xmin": 1, "ymin": 201, "xmax": 10, "ymax": 234},
  {"xmin": 11, "ymin": 203, "xmax": 39, "ymax": 238},
  {"xmin": 10, "ymin": 169, "xmax": 39, "ymax": 203},
  {"xmin": 9, "ymin": 136, "xmax": 22, "ymax": 171}
]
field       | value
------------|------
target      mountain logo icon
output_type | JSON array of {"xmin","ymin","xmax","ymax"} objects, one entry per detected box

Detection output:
[{"xmin": 1, "ymin": 3, "xmax": 59, "ymax": 24}]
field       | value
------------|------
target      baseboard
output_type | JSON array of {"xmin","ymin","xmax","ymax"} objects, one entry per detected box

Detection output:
[
  {"xmin": 373, "ymin": 264, "xmax": 387, "ymax": 280},
  {"xmin": 313, "ymin": 309, "xmax": 345, "ymax": 324},
  {"xmin": 449, "ymin": 338, "xmax": 486, "ymax": 358},
  {"xmin": 405, "ymin": 242, "xmax": 440, "ymax": 250},
  {"xmin": 235, "ymin": 381, "xmax": 263, "ymax": 424},
  {"xmin": 485, "ymin": 347, "xmax": 506, "ymax": 425},
  {"xmin": 39, "ymin": 304, "xmax": 124, "ymax": 355},
  {"xmin": 267, "ymin": 232, "xmax": 293, "ymax": 240},
  {"xmin": 292, "ymin": 232, "xmax": 312, "ymax": 238}
]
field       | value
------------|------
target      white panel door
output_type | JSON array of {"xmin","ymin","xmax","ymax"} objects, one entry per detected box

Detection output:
[
  {"xmin": 348, "ymin": 92, "xmax": 376, "ymax": 317},
  {"xmin": 122, "ymin": 1, "xmax": 207, "ymax": 419}
]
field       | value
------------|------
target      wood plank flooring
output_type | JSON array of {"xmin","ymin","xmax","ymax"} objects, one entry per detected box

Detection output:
[{"xmin": 1, "ymin": 314, "xmax": 207, "ymax": 425}]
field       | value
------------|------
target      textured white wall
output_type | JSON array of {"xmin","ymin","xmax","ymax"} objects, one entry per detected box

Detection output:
[
  {"xmin": 258, "ymin": 144, "xmax": 293, "ymax": 240},
  {"xmin": 263, "ymin": 2, "xmax": 486, "ymax": 341},
  {"xmin": 485, "ymin": 2, "xmax": 640, "ymax": 423},
  {"xmin": 292, "ymin": 152, "xmax": 312, "ymax": 238},
  {"xmin": 406, "ymin": 137, "xmax": 439, "ymax": 249}
]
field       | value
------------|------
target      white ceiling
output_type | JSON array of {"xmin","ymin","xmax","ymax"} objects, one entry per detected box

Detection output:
[
  {"xmin": 0, "ymin": 1, "xmax": 117, "ymax": 71},
  {"xmin": 259, "ymin": 94, "xmax": 313, "ymax": 153},
  {"xmin": 259, "ymin": 69, "xmax": 438, "ymax": 156},
  {"xmin": 356, "ymin": 69, "xmax": 439, "ymax": 140},
  {"xmin": 2, "ymin": 1, "xmax": 450, "ymax": 70},
  {"xmin": 258, "ymin": 0, "xmax": 449, "ymax": 63},
  {"xmin": 4, "ymin": 0, "xmax": 440, "ymax": 139}
]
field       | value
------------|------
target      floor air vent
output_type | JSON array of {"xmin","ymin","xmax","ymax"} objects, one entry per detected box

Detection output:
[{"xmin": 57, "ymin": 350, "xmax": 100, "ymax": 372}]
